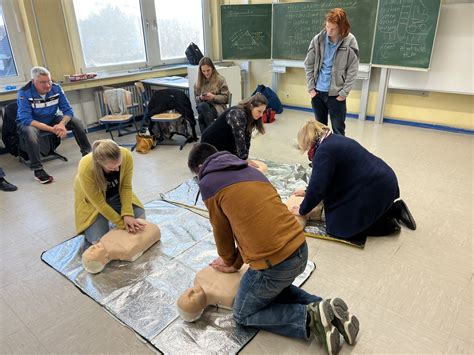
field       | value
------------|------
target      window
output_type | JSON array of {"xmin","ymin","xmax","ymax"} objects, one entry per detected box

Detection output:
[
  {"xmin": 0, "ymin": 0, "xmax": 31, "ymax": 85},
  {"xmin": 154, "ymin": 0, "xmax": 204, "ymax": 60},
  {"xmin": 0, "ymin": 6, "xmax": 17, "ymax": 78},
  {"xmin": 67, "ymin": 0, "xmax": 209, "ymax": 72},
  {"xmin": 72, "ymin": 0, "xmax": 146, "ymax": 68}
]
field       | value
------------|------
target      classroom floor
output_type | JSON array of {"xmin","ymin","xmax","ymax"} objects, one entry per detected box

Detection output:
[{"xmin": 0, "ymin": 109, "xmax": 472, "ymax": 354}]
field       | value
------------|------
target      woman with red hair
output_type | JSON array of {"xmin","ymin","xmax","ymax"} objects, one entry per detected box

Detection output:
[{"xmin": 304, "ymin": 8, "xmax": 359, "ymax": 136}]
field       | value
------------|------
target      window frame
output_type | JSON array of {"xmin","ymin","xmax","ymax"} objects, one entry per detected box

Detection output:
[
  {"xmin": 63, "ymin": 0, "xmax": 211, "ymax": 73},
  {"xmin": 0, "ymin": 0, "xmax": 33, "ymax": 86}
]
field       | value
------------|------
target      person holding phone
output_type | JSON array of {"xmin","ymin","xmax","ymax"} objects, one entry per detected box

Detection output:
[{"xmin": 194, "ymin": 57, "xmax": 229, "ymax": 134}]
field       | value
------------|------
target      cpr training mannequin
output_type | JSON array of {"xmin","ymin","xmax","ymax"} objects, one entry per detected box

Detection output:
[
  {"xmin": 177, "ymin": 264, "xmax": 249, "ymax": 322},
  {"xmin": 249, "ymin": 159, "xmax": 268, "ymax": 174},
  {"xmin": 285, "ymin": 195, "xmax": 323, "ymax": 228},
  {"xmin": 82, "ymin": 219, "xmax": 161, "ymax": 274}
]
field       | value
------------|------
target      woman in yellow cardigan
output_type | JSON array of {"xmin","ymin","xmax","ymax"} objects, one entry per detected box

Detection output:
[{"xmin": 74, "ymin": 139, "xmax": 145, "ymax": 244}]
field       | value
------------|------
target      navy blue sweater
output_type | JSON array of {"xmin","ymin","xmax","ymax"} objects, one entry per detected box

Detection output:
[{"xmin": 300, "ymin": 134, "xmax": 400, "ymax": 239}]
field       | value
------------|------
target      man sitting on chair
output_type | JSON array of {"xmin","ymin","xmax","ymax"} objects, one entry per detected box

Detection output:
[{"xmin": 16, "ymin": 66, "xmax": 91, "ymax": 184}]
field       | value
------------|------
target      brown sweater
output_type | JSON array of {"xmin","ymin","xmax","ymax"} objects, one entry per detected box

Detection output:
[{"xmin": 200, "ymin": 152, "xmax": 305, "ymax": 270}]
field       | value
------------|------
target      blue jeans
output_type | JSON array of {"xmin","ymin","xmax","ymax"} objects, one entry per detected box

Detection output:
[
  {"xmin": 311, "ymin": 91, "xmax": 347, "ymax": 136},
  {"xmin": 233, "ymin": 242, "xmax": 321, "ymax": 339},
  {"xmin": 84, "ymin": 194, "xmax": 146, "ymax": 244}
]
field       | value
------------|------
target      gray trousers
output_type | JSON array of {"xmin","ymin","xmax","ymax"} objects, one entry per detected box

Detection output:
[{"xmin": 18, "ymin": 116, "xmax": 91, "ymax": 170}]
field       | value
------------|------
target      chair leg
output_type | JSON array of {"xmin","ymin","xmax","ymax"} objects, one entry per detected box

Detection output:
[{"xmin": 52, "ymin": 152, "xmax": 68, "ymax": 162}]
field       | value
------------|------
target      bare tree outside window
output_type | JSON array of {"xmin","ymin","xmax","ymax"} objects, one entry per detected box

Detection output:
[
  {"xmin": 155, "ymin": 0, "xmax": 204, "ymax": 60},
  {"xmin": 0, "ymin": 5, "xmax": 18, "ymax": 78},
  {"xmin": 73, "ymin": 0, "xmax": 146, "ymax": 68}
]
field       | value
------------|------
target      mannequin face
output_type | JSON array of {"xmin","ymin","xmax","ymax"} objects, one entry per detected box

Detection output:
[
  {"xmin": 178, "ymin": 285, "xmax": 207, "ymax": 313},
  {"xmin": 84, "ymin": 242, "xmax": 108, "ymax": 262},
  {"xmin": 102, "ymin": 157, "xmax": 122, "ymax": 173},
  {"xmin": 201, "ymin": 65, "xmax": 213, "ymax": 80},
  {"xmin": 251, "ymin": 104, "xmax": 266, "ymax": 120}
]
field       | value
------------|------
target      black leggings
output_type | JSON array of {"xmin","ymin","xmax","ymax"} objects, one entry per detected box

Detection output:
[{"xmin": 196, "ymin": 102, "xmax": 217, "ymax": 134}]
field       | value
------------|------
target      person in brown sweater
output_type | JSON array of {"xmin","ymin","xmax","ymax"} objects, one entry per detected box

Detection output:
[{"xmin": 187, "ymin": 143, "xmax": 360, "ymax": 355}]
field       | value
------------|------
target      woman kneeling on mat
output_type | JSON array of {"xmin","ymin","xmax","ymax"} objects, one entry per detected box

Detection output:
[
  {"xmin": 292, "ymin": 120, "xmax": 416, "ymax": 242},
  {"xmin": 74, "ymin": 139, "xmax": 146, "ymax": 245}
]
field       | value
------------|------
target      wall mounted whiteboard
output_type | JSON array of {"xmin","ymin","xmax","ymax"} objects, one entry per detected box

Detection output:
[{"xmin": 388, "ymin": 3, "xmax": 473, "ymax": 95}]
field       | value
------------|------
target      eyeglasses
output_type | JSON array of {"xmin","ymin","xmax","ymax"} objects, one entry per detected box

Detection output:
[{"xmin": 36, "ymin": 80, "xmax": 52, "ymax": 85}]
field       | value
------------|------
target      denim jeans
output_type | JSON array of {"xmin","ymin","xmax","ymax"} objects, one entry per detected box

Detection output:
[
  {"xmin": 233, "ymin": 241, "xmax": 321, "ymax": 339},
  {"xmin": 196, "ymin": 102, "xmax": 217, "ymax": 134},
  {"xmin": 18, "ymin": 116, "xmax": 91, "ymax": 170},
  {"xmin": 84, "ymin": 194, "xmax": 146, "ymax": 244},
  {"xmin": 311, "ymin": 91, "xmax": 347, "ymax": 136}
]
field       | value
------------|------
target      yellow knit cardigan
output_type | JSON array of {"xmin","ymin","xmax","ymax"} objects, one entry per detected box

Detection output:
[{"xmin": 74, "ymin": 147, "xmax": 144, "ymax": 233}]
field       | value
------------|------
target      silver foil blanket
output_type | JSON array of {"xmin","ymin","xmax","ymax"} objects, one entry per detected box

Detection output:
[{"xmin": 41, "ymin": 199, "xmax": 316, "ymax": 354}]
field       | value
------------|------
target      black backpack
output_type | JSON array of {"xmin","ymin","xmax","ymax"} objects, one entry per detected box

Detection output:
[
  {"xmin": 185, "ymin": 42, "xmax": 204, "ymax": 65},
  {"xmin": 2, "ymin": 102, "xmax": 21, "ymax": 157}
]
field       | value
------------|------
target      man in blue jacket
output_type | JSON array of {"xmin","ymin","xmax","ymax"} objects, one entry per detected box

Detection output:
[{"xmin": 17, "ymin": 66, "xmax": 91, "ymax": 183}]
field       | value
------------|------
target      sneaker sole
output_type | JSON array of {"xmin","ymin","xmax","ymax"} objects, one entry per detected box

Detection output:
[
  {"xmin": 34, "ymin": 176, "xmax": 54, "ymax": 184},
  {"xmin": 330, "ymin": 298, "xmax": 359, "ymax": 345},
  {"xmin": 309, "ymin": 301, "xmax": 340, "ymax": 355}
]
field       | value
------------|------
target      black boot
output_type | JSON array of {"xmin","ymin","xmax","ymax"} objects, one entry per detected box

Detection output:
[{"xmin": 393, "ymin": 200, "xmax": 416, "ymax": 230}]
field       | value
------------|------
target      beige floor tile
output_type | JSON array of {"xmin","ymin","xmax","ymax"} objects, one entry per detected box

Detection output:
[
  {"xmin": 0, "ymin": 295, "xmax": 25, "ymax": 337},
  {"xmin": 28, "ymin": 299, "xmax": 153, "ymax": 354},
  {"xmin": 1, "ymin": 325, "xmax": 49, "ymax": 354},
  {"xmin": 445, "ymin": 337, "xmax": 474, "ymax": 354}
]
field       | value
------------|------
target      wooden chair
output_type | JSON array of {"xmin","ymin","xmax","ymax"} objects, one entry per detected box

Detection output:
[{"xmin": 99, "ymin": 89, "xmax": 139, "ymax": 142}]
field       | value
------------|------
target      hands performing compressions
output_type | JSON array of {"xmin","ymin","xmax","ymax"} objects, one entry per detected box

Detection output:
[
  {"xmin": 123, "ymin": 216, "xmax": 147, "ymax": 234},
  {"xmin": 209, "ymin": 256, "xmax": 238, "ymax": 273}
]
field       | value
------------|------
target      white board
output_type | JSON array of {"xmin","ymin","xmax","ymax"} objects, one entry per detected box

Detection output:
[{"xmin": 388, "ymin": 3, "xmax": 473, "ymax": 95}]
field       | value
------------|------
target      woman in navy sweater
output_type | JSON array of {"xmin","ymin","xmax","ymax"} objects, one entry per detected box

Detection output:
[{"xmin": 292, "ymin": 120, "xmax": 416, "ymax": 241}]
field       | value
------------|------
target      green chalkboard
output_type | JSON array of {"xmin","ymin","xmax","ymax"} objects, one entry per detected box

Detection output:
[
  {"xmin": 221, "ymin": 5, "xmax": 272, "ymax": 60},
  {"xmin": 372, "ymin": 0, "xmax": 442, "ymax": 69},
  {"xmin": 272, "ymin": 0, "xmax": 378, "ymax": 64}
]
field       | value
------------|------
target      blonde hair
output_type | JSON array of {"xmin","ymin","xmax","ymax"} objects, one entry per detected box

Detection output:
[
  {"xmin": 91, "ymin": 139, "xmax": 121, "ymax": 193},
  {"xmin": 297, "ymin": 120, "xmax": 330, "ymax": 152}
]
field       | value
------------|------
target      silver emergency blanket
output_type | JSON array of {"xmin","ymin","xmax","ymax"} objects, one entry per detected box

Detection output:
[
  {"xmin": 161, "ymin": 158, "xmax": 312, "ymax": 212},
  {"xmin": 42, "ymin": 199, "xmax": 316, "ymax": 354}
]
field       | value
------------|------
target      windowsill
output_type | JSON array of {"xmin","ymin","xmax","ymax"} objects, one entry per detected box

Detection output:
[{"xmin": 0, "ymin": 63, "xmax": 191, "ymax": 99}]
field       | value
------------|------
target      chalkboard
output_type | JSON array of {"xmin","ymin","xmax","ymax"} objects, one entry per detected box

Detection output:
[
  {"xmin": 388, "ymin": 3, "xmax": 473, "ymax": 94},
  {"xmin": 272, "ymin": 0, "xmax": 378, "ymax": 64},
  {"xmin": 221, "ymin": 5, "xmax": 272, "ymax": 60},
  {"xmin": 372, "ymin": 0, "xmax": 442, "ymax": 69}
]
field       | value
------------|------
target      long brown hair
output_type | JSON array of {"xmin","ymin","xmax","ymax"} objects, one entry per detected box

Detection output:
[
  {"xmin": 196, "ymin": 57, "xmax": 222, "ymax": 94},
  {"xmin": 91, "ymin": 139, "xmax": 121, "ymax": 194},
  {"xmin": 325, "ymin": 8, "xmax": 351, "ymax": 38},
  {"xmin": 237, "ymin": 93, "xmax": 267, "ymax": 135}
]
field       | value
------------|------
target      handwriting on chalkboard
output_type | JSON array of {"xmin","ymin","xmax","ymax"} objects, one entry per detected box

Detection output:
[{"xmin": 373, "ymin": 0, "xmax": 441, "ymax": 68}]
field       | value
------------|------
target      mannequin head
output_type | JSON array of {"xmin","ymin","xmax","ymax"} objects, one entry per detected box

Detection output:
[
  {"xmin": 176, "ymin": 265, "xmax": 248, "ymax": 322},
  {"xmin": 177, "ymin": 285, "xmax": 208, "ymax": 322},
  {"xmin": 249, "ymin": 160, "xmax": 268, "ymax": 174},
  {"xmin": 82, "ymin": 243, "xmax": 110, "ymax": 273},
  {"xmin": 82, "ymin": 219, "xmax": 160, "ymax": 274}
]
